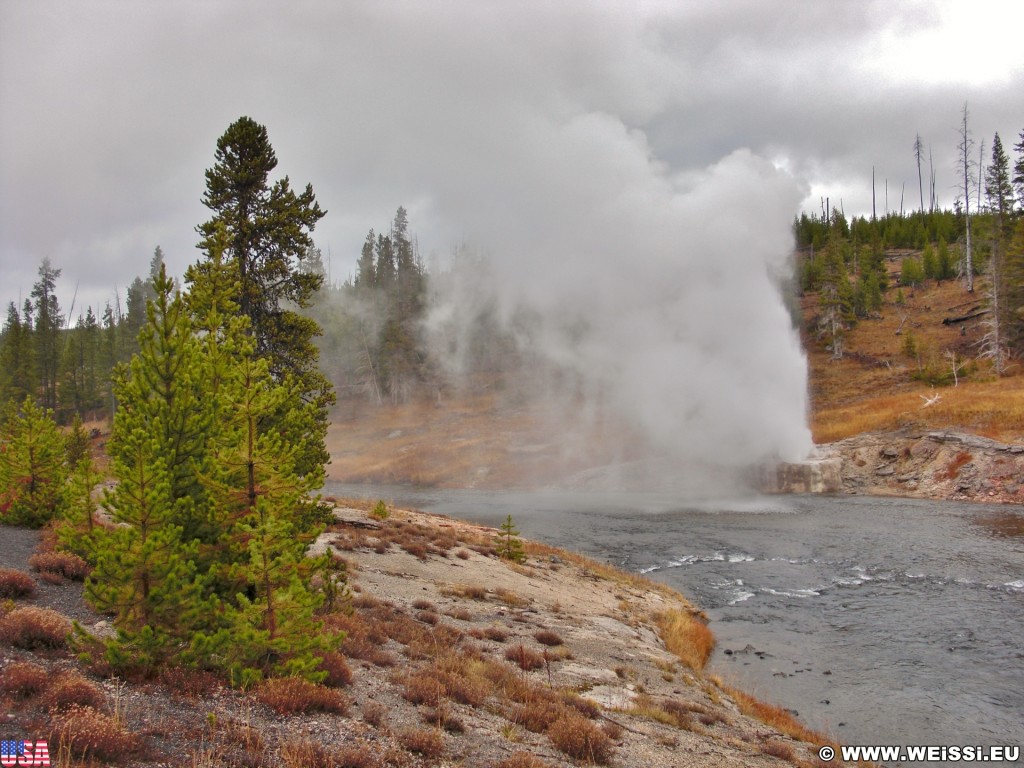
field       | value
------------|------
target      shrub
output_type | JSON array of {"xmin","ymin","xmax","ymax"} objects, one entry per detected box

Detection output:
[
  {"xmin": 0, "ymin": 660, "xmax": 49, "ymax": 697},
  {"xmin": 533, "ymin": 629, "xmax": 563, "ymax": 646},
  {"xmin": 514, "ymin": 699, "xmax": 569, "ymax": 733},
  {"xmin": 336, "ymin": 742, "xmax": 381, "ymax": 768},
  {"xmin": 280, "ymin": 738, "xmax": 335, "ymax": 768},
  {"xmin": 362, "ymin": 701, "xmax": 387, "ymax": 728},
  {"xmin": 505, "ymin": 644, "xmax": 545, "ymax": 671},
  {"xmin": 318, "ymin": 651, "xmax": 354, "ymax": 687},
  {"xmin": 29, "ymin": 551, "xmax": 89, "ymax": 581},
  {"xmin": 0, "ymin": 568, "xmax": 36, "ymax": 599},
  {"xmin": 762, "ymin": 740, "xmax": 795, "ymax": 760},
  {"xmin": 256, "ymin": 677, "xmax": 349, "ymax": 715},
  {"xmin": 397, "ymin": 727, "xmax": 445, "ymax": 758},
  {"xmin": 370, "ymin": 500, "xmax": 389, "ymax": 520},
  {"xmin": 547, "ymin": 713, "xmax": 614, "ymax": 764},
  {"xmin": 0, "ymin": 605, "xmax": 70, "ymax": 649},
  {"xmin": 38, "ymin": 672, "xmax": 106, "ymax": 711},
  {"xmin": 52, "ymin": 704, "xmax": 137, "ymax": 761}
]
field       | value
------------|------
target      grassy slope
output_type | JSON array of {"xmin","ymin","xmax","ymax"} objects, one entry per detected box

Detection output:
[{"xmin": 806, "ymin": 260, "xmax": 1024, "ymax": 445}]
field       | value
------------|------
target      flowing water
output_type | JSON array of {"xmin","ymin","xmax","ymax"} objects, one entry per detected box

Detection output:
[{"xmin": 324, "ymin": 484, "xmax": 1024, "ymax": 753}]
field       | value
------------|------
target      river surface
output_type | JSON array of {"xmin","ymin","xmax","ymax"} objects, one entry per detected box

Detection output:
[{"xmin": 324, "ymin": 484, "xmax": 1024, "ymax": 753}]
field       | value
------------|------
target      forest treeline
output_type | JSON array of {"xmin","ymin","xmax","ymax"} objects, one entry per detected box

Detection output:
[{"xmin": 796, "ymin": 127, "xmax": 1024, "ymax": 374}]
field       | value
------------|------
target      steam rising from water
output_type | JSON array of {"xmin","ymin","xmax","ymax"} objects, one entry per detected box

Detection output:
[{"xmin": 425, "ymin": 124, "xmax": 812, "ymax": 476}]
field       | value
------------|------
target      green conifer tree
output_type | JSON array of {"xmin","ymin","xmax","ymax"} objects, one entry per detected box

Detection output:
[
  {"xmin": 0, "ymin": 397, "xmax": 67, "ymax": 527},
  {"xmin": 495, "ymin": 515, "xmax": 526, "ymax": 563}
]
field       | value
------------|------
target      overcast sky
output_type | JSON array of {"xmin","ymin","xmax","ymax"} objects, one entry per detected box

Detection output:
[{"xmin": 1, "ymin": 0, "xmax": 1022, "ymax": 320}]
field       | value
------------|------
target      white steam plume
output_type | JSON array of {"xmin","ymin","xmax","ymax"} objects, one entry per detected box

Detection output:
[{"xmin": 424, "ymin": 112, "xmax": 812, "ymax": 473}]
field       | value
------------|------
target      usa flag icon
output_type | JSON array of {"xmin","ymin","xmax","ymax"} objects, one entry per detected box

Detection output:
[{"xmin": 0, "ymin": 740, "xmax": 50, "ymax": 766}]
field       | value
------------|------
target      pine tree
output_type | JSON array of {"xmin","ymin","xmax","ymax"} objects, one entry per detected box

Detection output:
[
  {"xmin": 494, "ymin": 515, "xmax": 525, "ymax": 563},
  {"xmin": 1012, "ymin": 128, "xmax": 1024, "ymax": 213},
  {"xmin": 0, "ymin": 302, "xmax": 35, "ymax": 405},
  {"xmin": 31, "ymin": 259, "xmax": 64, "ymax": 410},
  {"xmin": 194, "ymin": 116, "xmax": 333, "ymax": 477},
  {"xmin": 86, "ymin": 272, "xmax": 213, "ymax": 669},
  {"xmin": 818, "ymin": 232, "xmax": 854, "ymax": 359},
  {"xmin": 195, "ymin": 330, "xmax": 335, "ymax": 685},
  {"xmin": 0, "ymin": 397, "xmax": 67, "ymax": 527}
]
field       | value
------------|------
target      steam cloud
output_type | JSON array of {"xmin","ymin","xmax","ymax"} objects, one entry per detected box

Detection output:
[{"xmin": 423, "ymin": 111, "xmax": 813, "ymax": 474}]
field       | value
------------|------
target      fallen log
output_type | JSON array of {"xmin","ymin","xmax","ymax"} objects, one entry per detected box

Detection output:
[{"xmin": 942, "ymin": 309, "xmax": 988, "ymax": 325}]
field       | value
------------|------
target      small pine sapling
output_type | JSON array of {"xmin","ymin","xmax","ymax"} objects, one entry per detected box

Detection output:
[{"xmin": 495, "ymin": 515, "xmax": 525, "ymax": 563}]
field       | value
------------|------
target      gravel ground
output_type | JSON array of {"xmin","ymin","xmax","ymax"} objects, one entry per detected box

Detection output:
[{"xmin": 0, "ymin": 525, "xmax": 99, "ymax": 624}]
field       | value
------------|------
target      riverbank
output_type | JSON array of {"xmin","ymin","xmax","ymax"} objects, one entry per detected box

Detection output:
[
  {"xmin": 1, "ymin": 505, "xmax": 840, "ymax": 767},
  {"xmin": 819, "ymin": 428, "xmax": 1024, "ymax": 505}
]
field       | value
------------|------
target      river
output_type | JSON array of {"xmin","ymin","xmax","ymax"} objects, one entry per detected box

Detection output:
[{"xmin": 323, "ymin": 484, "xmax": 1024, "ymax": 754}]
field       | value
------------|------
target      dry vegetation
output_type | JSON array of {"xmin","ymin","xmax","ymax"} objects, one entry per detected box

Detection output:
[
  {"xmin": 805, "ymin": 270, "xmax": 1024, "ymax": 444},
  {"xmin": 1, "ymin": 503, "xmax": 846, "ymax": 767}
]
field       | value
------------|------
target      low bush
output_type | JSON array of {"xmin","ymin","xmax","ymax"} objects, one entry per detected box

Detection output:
[
  {"xmin": 533, "ymin": 629, "xmax": 563, "ymax": 646},
  {"xmin": 0, "ymin": 605, "xmax": 71, "ymax": 649},
  {"xmin": 336, "ymin": 742, "xmax": 381, "ymax": 768},
  {"xmin": 396, "ymin": 727, "xmax": 445, "ymax": 758},
  {"xmin": 0, "ymin": 568, "xmax": 36, "ymax": 599},
  {"xmin": 256, "ymin": 677, "xmax": 349, "ymax": 715},
  {"xmin": 279, "ymin": 737, "xmax": 335, "ymax": 768},
  {"xmin": 52, "ymin": 704, "xmax": 137, "ymax": 762},
  {"xmin": 762, "ymin": 740, "xmax": 796, "ymax": 760},
  {"xmin": 505, "ymin": 644, "xmax": 545, "ymax": 671},
  {"xmin": 38, "ymin": 672, "xmax": 106, "ymax": 711},
  {"xmin": 547, "ymin": 713, "xmax": 614, "ymax": 764},
  {"xmin": 29, "ymin": 551, "xmax": 89, "ymax": 581},
  {"xmin": 0, "ymin": 660, "xmax": 49, "ymax": 697},
  {"xmin": 318, "ymin": 651, "xmax": 354, "ymax": 687},
  {"xmin": 157, "ymin": 665, "xmax": 222, "ymax": 698}
]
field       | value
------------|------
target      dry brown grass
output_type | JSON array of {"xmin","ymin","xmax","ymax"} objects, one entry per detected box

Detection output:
[
  {"xmin": 38, "ymin": 671, "xmax": 106, "ymax": 711},
  {"xmin": 806, "ymin": 277, "xmax": 1024, "ymax": 444},
  {"xmin": 722, "ymin": 682, "xmax": 829, "ymax": 745},
  {"xmin": 29, "ymin": 551, "xmax": 89, "ymax": 581},
  {"xmin": 493, "ymin": 751, "xmax": 554, "ymax": 768},
  {"xmin": 504, "ymin": 644, "xmax": 546, "ymax": 671},
  {"xmin": 655, "ymin": 608, "xmax": 715, "ymax": 672},
  {"xmin": 335, "ymin": 742, "xmax": 382, "ymax": 768},
  {"xmin": 533, "ymin": 629, "xmax": 564, "ymax": 646},
  {"xmin": 51, "ymin": 704, "xmax": 138, "ymax": 762},
  {"xmin": 396, "ymin": 727, "xmax": 446, "ymax": 758},
  {"xmin": 279, "ymin": 737, "xmax": 336, "ymax": 768},
  {"xmin": 0, "ymin": 660, "xmax": 49, "ymax": 697},
  {"xmin": 442, "ymin": 583, "xmax": 489, "ymax": 600},
  {"xmin": 0, "ymin": 605, "xmax": 71, "ymax": 649},
  {"xmin": 547, "ymin": 712, "xmax": 614, "ymax": 764},
  {"xmin": 255, "ymin": 677, "xmax": 349, "ymax": 715},
  {"xmin": 0, "ymin": 567, "xmax": 36, "ymax": 598},
  {"xmin": 317, "ymin": 650, "xmax": 354, "ymax": 687},
  {"xmin": 761, "ymin": 739, "xmax": 796, "ymax": 760}
]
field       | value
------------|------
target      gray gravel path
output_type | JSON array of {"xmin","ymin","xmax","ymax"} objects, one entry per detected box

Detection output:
[{"xmin": 0, "ymin": 525, "xmax": 101, "ymax": 624}]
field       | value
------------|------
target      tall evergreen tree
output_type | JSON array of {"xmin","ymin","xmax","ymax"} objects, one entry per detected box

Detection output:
[
  {"xmin": 193, "ymin": 116, "xmax": 333, "ymax": 474},
  {"xmin": 1012, "ymin": 129, "xmax": 1024, "ymax": 213},
  {"xmin": 31, "ymin": 259, "xmax": 64, "ymax": 410},
  {"xmin": 0, "ymin": 302, "xmax": 35, "ymax": 405}
]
